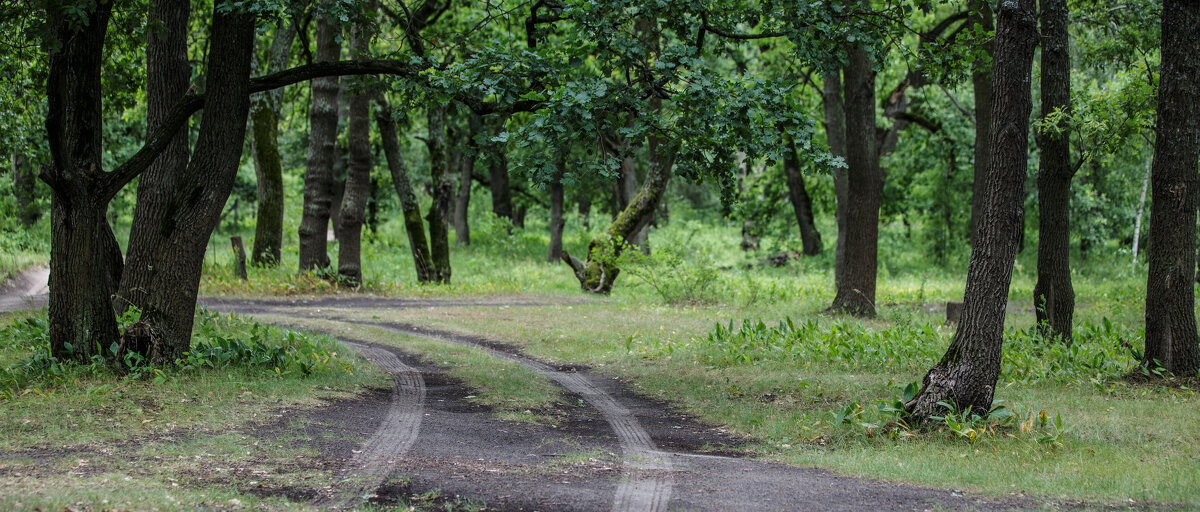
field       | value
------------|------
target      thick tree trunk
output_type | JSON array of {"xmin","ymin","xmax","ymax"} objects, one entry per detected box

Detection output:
[
  {"xmin": 562, "ymin": 136, "xmax": 676, "ymax": 294},
  {"xmin": 783, "ymin": 135, "xmax": 822, "ymax": 256},
  {"xmin": 822, "ymin": 71, "xmax": 849, "ymax": 288},
  {"xmin": 375, "ymin": 97, "xmax": 435, "ymax": 283},
  {"xmin": 298, "ymin": 17, "xmax": 341, "ymax": 271},
  {"xmin": 12, "ymin": 152, "xmax": 39, "ymax": 227},
  {"xmin": 968, "ymin": 0, "xmax": 995, "ymax": 245},
  {"xmin": 453, "ymin": 114, "xmax": 480, "ymax": 246},
  {"xmin": 117, "ymin": 2, "xmax": 256, "ymax": 360},
  {"xmin": 424, "ymin": 103, "xmax": 453, "ymax": 283},
  {"xmin": 830, "ymin": 47, "xmax": 881, "ymax": 317},
  {"xmin": 1032, "ymin": 0, "xmax": 1074, "ymax": 342},
  {"xmin": 548, "ymin": 164, "xmax": 565, "ymax": 262},
  {"xmin": 249, "ymin": 18, "xmax": 297, "ymax": 267},
  {"xmin": 335, "ymin": 28, "xmax": 373, "ymax": 287},
  {"xmin": 1143, "ymin": 0, "xmax": 1200, "ymax": 377},
  {"xmin": 905, "ymin": 0, "xmax": 1038, "ymax": 422}
]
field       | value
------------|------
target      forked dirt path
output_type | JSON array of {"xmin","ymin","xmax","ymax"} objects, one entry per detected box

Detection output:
[{"xmin": 203, "ymin": 296, "xmax": 1029, "ymax": 512}]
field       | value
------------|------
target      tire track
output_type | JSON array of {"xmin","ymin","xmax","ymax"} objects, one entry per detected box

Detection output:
[{"xmin": 315, "ymin": 341, "xmax": 425, "ymax": 510}]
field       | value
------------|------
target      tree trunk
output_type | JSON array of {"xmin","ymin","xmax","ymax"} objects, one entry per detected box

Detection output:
[
  {"xmin": 298, "ymin": 17, "xmax": 341, "ymax": 271},
  {"xmin": 249, "ymin": 18, "xmax": 297, "ymax": 267},
  {"xmin": 548, "ymin": 163, "xmax": 565, "ymax": 262},
  {"xmin": 424, "ymin": 103, "xmax": 453, "ymax": 283},
  {"xmin": 1131, "ymin": 153, "xmax": 1151, "ymax": 270},
  {"xmin": 453, "ymin": 114, "xmax": 480, "ymax": 246},
  {"xmin": 116, "ymin": 1, "xmax": 256, "ymax": 361},
  {"xmin": 376, "ymin": 97, "xmax": 435, "ymax": 283},
  {"xmin": 1032, "ymin": 0, "xmax": 1074, "ymax": 342},
  {"xmin": 822, "ymin": 71, "xmax": 849, "ymax": 289},
  {"xmin": 783, "ymin": 135, "xmax": 822, "ymax": 256},
  {"xmin": 335, "ymin": 28, "xmax": 373, "ymax": 287},
  {"xmin": 609, "ymin": 131, "xmax": 648, "ymax": 248},
  {"xmin": 968, "ymin": 0, "xmax": 995, "ymax": 246},
  {"xmin": 488, "ymin": 142, "xmax": 513, "ymax": 222},
  {"xmin": 12, "ymin": 152, "xmax": 40, "ymax": 227},
  {"xmin": 829, "ymin": 47, "xmax": 881, "ymax": 317},
  {"xmin": 1143, "ymin": 0, "xmax": 1200, "ymax": 377},
  {"xmin": 579, "ymin": 194, "xmax": 592, "ymax": 230},
  {"xmin": 905, "ymin": 0, "xmax": 1038, "ymax": 422}
]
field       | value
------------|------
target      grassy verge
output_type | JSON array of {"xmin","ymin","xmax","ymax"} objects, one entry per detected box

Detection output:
[{"xmin": 0, "ymin": 309, "xmax": 389, "ymax": 510}]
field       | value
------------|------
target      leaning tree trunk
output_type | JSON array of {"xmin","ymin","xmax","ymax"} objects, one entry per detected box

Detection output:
[
  {"xmin": 453, "ymin": 114, "xmax": 480, "ymax": 246},
  {"xmin": 829, "ymin": 47, "xmax": 881, "ymax": 317},
  {"xmin": 117, "ymin": 2, "xmax": 256, "ymax": 361},
  {"xmin": 335, "ymin": 27, "xmax": 373, "ymax": 287},
  {"xmin": 562, "ymin": 136, "xmax": 677, "ymax": 294},
  {"xmin": 783, "ymin": 134, "xmax": 822, "ymax": 256},
  {"xmin": 905, "ymin": 0, "xmax": 1038, "ymax": 422},
  {"xmin": 548, "ymin": 163, "xmax": 565, "ymax": 262},
  {"xmin": 1143, "ymin": 0, "xmax": 1200, "ymax": 377},
  {"xmin": 249, "ymin": 18, "xmax": 297, "ymax": 267},
  {"xmin": 967, "ymin": 0, "xmax": 995, "ymax": 246},
  {"xmin": 821, "ymin": 71, "xmax": 849, "ymax": 288},
  {"xmin": 1032, "ymin": 0, "xmax": 1074, "ymax": 342},
  {"xmin": 41, "ymin": 0, "xmax": 123, "ymax": 361},
  {"xmin": 424, "ymin": 103, "xmax": 453, "ymax": 283},
  {"xmin": 375, "ymin": 97, "xmax": 435, "ymax": 283},
  {"xmin": 608, "ymin": 129, "xmax": 648, "ymax": 248},
  {"xmin": 297, "ymin": 17, "xmax": 342, "ymax": 271}
]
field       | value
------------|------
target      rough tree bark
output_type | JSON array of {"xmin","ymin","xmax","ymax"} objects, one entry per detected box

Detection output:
[
  {"xmin": 298, "ymin": 16, "xmax": 341, "ymax": 271},
  {"xmin": 905, "ymin": 0, "xmax": 1039, "ymax": 421},
  {"xmin": 783, "ymin": 134, "xmax": 822, "ymax": 256},
  {"xmin": 375, "ymin": 97, "xmax": 435, "ymax": 283},
  {"xmin": 424, "ymin": 103, "xmax": 453, "ymax": 283},
  {"xmin": 1143, "ymin": 0, "xmax": 1200, "ymax": 377},
  {"xmin": 116, "ymin": 1, "xmax": 256, "ymax": 361},
  {"xmin": 42, "ymin": 0, "xmax": 124, "ymax": 361},
  {"xmin": 821, "ymin": 71, "xmax": 848, "ymax": 288},
  {"xmin": 453, "ymin": 114, "xmax": 480, "ymax": 246},
  {"xmin": 967, "ymin": 0, "xmax": 995, "ymax": 245},
  {"xmin": 335, "ymin": 27, "xmax": 373, "ymax": 286},
  {"xmin": 829, "ymin": 46, "xmax": 881, "ymax": 317},
  {"xmin": 249, "ymin": 18, "xmax": 297, "ymax": 267},
  {"xmin": 1032, "ymin": 0, "xmax": 1074, "ymax": 342}
]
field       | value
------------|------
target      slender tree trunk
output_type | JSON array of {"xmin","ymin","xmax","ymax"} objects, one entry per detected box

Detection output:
[
  {"xmin": 424, "ymin": 103, "xmax": 452, "ymax": 283},
  {"xmin": 822, "ymin": 71, "xmax": 849, "ymax": 288},
  {"xmin": 830, "ymin": 47, "xmax": 881, "ymax": 317},
  {"xmin": 12, "ymin": 152, "xmax": 39, "ymax": 227},
  {"xmin": 453, "ymin": 114, "xmax": 480, "ymax": 246},
  {"xmin": 579, "ymin": 194, "xmax": 592, "ymax": 230},
  {"xmin": 249, "ymin": 18, "xmax": 297, "ymax": 267},
  {"xmin": 783, "ymin": 135, "xmax": 822, "ymax": 255},
  {"xmin": 968, "ymin": 0, "xmax": 995, "ymax": 245},
  {"xmin": 298, "ymin": 17, "xmax": 341, "ymax": 271},
  {"xmin": 335, "ymin": 28, "xmax": 373, "ymax": 287},
  {"xmin": 117, "ymin": 1, "xmax": 256, "ymax": 360},
  {"xmin": 905, "ymin": 0, "xmax": 1038, "ymax": 422},
  {"xmin": 1132, "ymin": 153, "xmax": 1151, "ymax": 270},
  {"xmin": 376, "ymin": 97, "xmax": 435, "ymax": 283},
  {"xmin": 1143, "ymin": 0, "xmax": 1200, "ymax": 377},
  {"xmin": 1032, "ymin": 0, "xmax": 1074, "ymax": 342},
  {"xmin": 548, "ymin": 163, "xmax": 565, "ymax": 262}
]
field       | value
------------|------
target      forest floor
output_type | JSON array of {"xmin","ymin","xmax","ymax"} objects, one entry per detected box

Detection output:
[{"xmin": 0, "ymin": 268, "xmax": 1186, "ymax": 510}]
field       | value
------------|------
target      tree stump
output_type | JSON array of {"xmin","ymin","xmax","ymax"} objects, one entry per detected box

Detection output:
[
  {"xmin": 230, "ymin": 236, "xmax": 248, "ymax": 280},
  {"xmin": 946, "ymin": 301, "xmax": 963, "ymax": 323}
]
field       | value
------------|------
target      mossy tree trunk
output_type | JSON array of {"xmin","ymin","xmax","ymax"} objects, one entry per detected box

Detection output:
[
  {"xmin": 376, "ymin": 96, "xmax": 435, "ymax": 283},
  {"xmin": 1143, "ymin": 0, "xmax": 1200, "ymax": 377},
  {"xmin": 249, "ymin": 18, "xmax": 297, "ymax": 267},
  {"xmin": 905, "ymin": 0, "xmax": 1038, "ymax": 422}
]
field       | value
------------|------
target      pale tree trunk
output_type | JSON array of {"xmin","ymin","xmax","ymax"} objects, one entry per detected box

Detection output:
[
  {"xmin": 830, "ymin": 46, "xmax": 881, "ymax": 317},
  {"xmin": 1143, "ymin": 0, "xmax": 1200, "ymax": 377},
  {"xmin": 249, "ymin": 17, "xmax": 297, "ymax": 267},
  {"xmin": 117, "ymin": 1, "xmax": 256, "ymax": 361},
  {"xmin": 968, "ymin": 0, "xmax": 995, "ymax": 245},
  {"xmin": 424, "ymin": 103, "xmax": 453, "ymax": 283},
  {"xmin": 906, "ymin": 0, "xmax": 1038, "ymax": 422},
  {"xmin": 1131, "ymin": 152, "xmax": 1151, "ymax": 270},
  {"xmin": 376, "ymin": 96, "xmax": 435, "ymax": 283},
  {"xmin": 1033, "ymin": 0, "xmax": 1075, "ymax": 342},
  {"xmin": 298, "ymin": 17, "xmax": 341, "ymax": 271},
  {"xmin": 335, "ymin": 26, "xmax": 373, "ymax": 286},
  {"xmin": 822, "ymin": 71, "xmax": 848, "ymax": 288}
]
